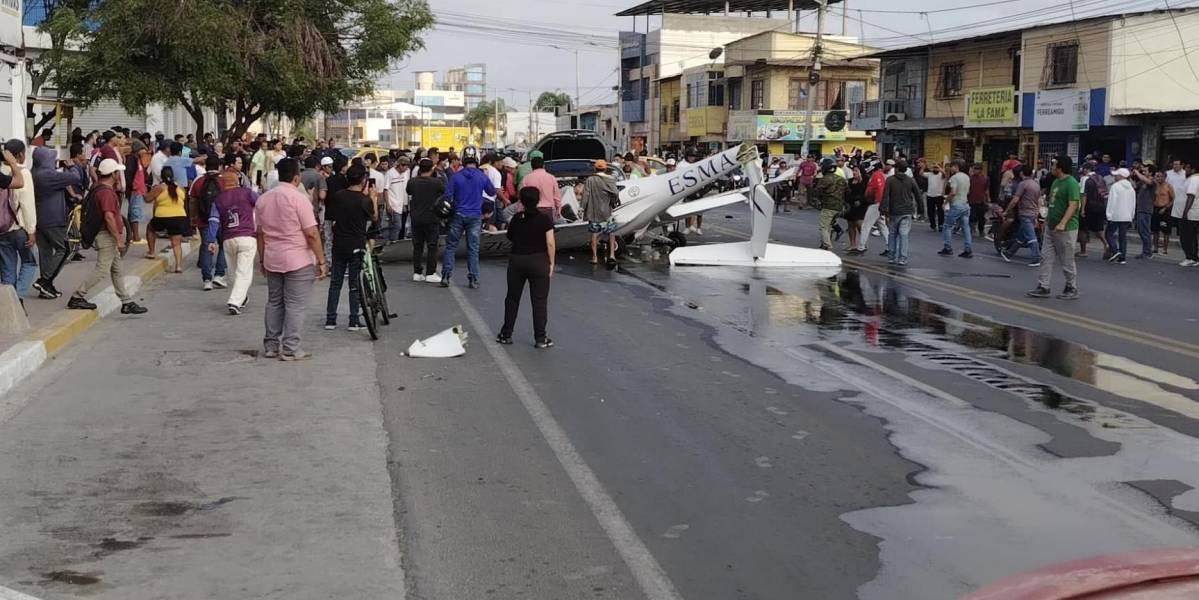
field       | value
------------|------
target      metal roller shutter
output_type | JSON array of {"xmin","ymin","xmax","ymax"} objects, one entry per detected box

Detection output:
[
  {"xmin": 71, "ymin": 100, "xmax": 144, "ymax": 135},
  {"xmin": 1162, "ymin": 121, "xmax": 1199, "ymax": 140}
]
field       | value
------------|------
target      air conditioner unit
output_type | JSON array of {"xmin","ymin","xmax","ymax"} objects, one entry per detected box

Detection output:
[{"xmin": 884, "ymin": 112, "xmax": 906, "ymax": 123}]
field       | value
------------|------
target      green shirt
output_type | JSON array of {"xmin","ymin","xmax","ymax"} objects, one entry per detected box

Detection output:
[
  {"xmin": 515, "ymin": 162, "xmax": 533, "ymax": 188},
  {"xmin": 1048, "ymin": 175, "xmax": 1081, "ymax": 231}
]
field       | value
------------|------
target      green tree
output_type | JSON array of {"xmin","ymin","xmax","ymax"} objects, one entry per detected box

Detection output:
[
  {"xmin": 45, "ymin": 0, "xmax": 433, "ymax": 142},
  {"xmin": 534, "ymin": 91, "xmax": 572, "ymax": 113}
]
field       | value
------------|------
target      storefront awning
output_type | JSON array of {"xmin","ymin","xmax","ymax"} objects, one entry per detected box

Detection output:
[{"xmin": 885, "ymin": 117, "xmax": 962, "ymax": 131}]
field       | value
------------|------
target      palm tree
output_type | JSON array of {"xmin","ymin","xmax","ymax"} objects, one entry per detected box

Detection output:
[{"xmin": 535, "ymin": 91, "xmax": 572, "ymax": 114}]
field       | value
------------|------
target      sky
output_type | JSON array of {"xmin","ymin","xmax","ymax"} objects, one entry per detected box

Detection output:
[{"xmin": 383, "ymin": 0, "xmax": 1189, "ymax": 107}]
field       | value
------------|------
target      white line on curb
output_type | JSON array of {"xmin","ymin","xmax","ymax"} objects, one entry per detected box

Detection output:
[{"xmin": 448, "ymin": 284, "xmax": 685, "ymax": 600}]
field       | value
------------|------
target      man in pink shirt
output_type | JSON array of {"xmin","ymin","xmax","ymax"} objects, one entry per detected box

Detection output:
[
  {"xmin": 519, "ymin": 156, "xmax": 561, "ymax": 220},
  {"xmin": 255, "ymin": 158, "xmax": 328, "ymax": 360}
]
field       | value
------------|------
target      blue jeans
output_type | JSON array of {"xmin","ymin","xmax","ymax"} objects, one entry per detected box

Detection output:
[
  {"xmin": 384, "ymin": 209, "xmax": 407, "ymax": 242},
  {"xmin": 443, "ymin": 213, "xmax": 482, "ymax": 281},
  {"xmin": 326, "ymin": 252, "xmax": 362, "ymax": 325},
  {"xmin": 1135, "ymin": 212, "xmax": 1153, "ymax": 257},
  {"xmin": 942, "ymin": 204, "xmax": 973, "ymax": 252},
  {"xmin": 198, "ymin": 236, "xmax": 227, "ymax": 281},
  {"xmin": 1006, "ymin": 216, "xmax": 1041, "ymax": 260},
  {"xmin": 0, "ymin": 229, "xmax": 38, "ymax": 297},
  {"xmin": 887, "ymin": 215, "xmax": 912, "ymax": 263},
  {"xmin": 1105, "ymin": 221, "xmax": 1130, "ymax": 258}
]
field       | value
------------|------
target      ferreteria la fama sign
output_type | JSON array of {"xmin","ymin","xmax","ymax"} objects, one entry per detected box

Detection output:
[{"xmin": 965, "ymin": 86, "xmax": 1016, "ymax": 127}]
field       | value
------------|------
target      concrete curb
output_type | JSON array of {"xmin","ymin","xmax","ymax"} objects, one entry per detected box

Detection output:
[
  {"xmin": 0, "ymin": 241, "xmax": 195, "ymax": 400},
  {"xmin": 0, "ymin": 584, "xmax": 44, "ymax": 600}
]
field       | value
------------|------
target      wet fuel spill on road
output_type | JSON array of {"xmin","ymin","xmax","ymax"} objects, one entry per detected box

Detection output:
[{"xmin": 602, "ymin": 260, "xmax": 1199, "ymax": 600}]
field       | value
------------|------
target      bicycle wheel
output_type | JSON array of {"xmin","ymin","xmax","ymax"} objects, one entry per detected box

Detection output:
[
  {"xmin": 66, "ymin": 210, "xmax": 82, "ymax": 256},
  {"xmin": 358, "ymin": 269, "xmax": 379, "ymax": 341},
  {"xmin": 374, "ymin": 261, "xmax": 391, "ymax": 325}
]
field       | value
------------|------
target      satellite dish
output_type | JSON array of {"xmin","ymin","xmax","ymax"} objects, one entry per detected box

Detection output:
[{"xmin": 709, "ymin": 47, "xmax": 723, "ymax": 60}]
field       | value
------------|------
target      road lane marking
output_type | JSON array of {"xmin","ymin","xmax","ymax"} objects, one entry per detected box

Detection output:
[
  {"xmin": 446, "ymin": 285, "xmax": 684, "ymax": 600},
  {"xmin": 0, "ymin": 586, "xmax": 44, "ymax": 600},
  {"xmin": 706, "ymin": 223, "xmax": 1199, "ymax": 360}
]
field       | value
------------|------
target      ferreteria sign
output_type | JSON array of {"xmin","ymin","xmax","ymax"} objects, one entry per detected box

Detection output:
[{"xmin": 965, "ymin": 86, "xmax": 1016, "ymax": 127}]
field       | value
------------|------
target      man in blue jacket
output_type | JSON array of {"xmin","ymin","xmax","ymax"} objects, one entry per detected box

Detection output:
[{"xmin": 440, "ymin": 154, "xmax": 495, "ymax": 289}]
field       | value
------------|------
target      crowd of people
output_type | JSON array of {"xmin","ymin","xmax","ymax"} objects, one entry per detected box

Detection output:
[
  {"xmin": 796, "ymin": 149, "xmax": 1199, "ymax": 299},
  {"xmin": 0, "ymin": 125, "xmax": 566, "ymax": 356}
]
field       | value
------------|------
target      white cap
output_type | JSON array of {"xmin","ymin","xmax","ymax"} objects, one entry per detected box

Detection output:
[
  {"xmin": 885, "ymin": 159, "xmax": 896, "ymax": 166},
  {"xmin": 320, "ymin": 156, "xmax": 334, "ymax": 166},
  {"xmin": 1115, "ymin": 167, "xmax": 1131, "ymax": 178},
  {"xmin": 97, "ymin": 158, "xmax": 122, "ymax": 176},
  {"xmin": 666, "ymin": 158, "xmax": 677, "ymax": 166}
]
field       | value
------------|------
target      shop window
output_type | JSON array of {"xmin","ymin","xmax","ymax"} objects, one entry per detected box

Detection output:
[
  {"xmin": 1047, "ymin": 42, "xmax": 1079, "ymax": 87},
  {"xmin": 788, "ymin": 78, "xmax": 806, "ymax": 110},
  {"xmin": 939, "ymin": 62, "xmax": 964, "ymax": 98},
  {"xmin": 751, "ymin": 80, "xmax": 764, "ymax": 109}
]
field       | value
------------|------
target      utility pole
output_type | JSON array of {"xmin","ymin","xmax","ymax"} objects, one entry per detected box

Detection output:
[
  {"xmin": 574, "ymin": 48, "xmax": 582, "ymax": 129},
  {"xmin": 800, "ymin": 0, "xmax": 827, "ymax": 161},
  {"xmin": 494, "ymin": 89, "xmax": 500, "ymax": 147}
]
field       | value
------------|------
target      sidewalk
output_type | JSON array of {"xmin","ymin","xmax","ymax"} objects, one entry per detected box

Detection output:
[
  {"xmin": 0, "ymin": 269, "xmax": 404, "ymax": 600},
  {"xmin": 0, "ymin": 239, "xmax": 197, "ymax": 404}
]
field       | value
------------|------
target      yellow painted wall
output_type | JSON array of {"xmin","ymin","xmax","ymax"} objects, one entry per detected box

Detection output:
[
  {"xmin": 1022, "ymin": 20, "xmax": 1111, "ymax": 91},
  {"xmin": 421, "ymin": 127, "xmax": 471, "ymax": 149},
  {"xmin": 924, "ymin": 35, "xmax": 1021, "ymax": 120},
  {"xmin": 924, "ymin": 132, "xmax": 954, "ymax": 165}
]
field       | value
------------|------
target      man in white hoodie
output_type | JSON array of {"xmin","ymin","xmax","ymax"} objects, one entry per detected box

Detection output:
[{"xmin": 1104, "ymin": 167, "xmax": 1136, "ymax": 264}]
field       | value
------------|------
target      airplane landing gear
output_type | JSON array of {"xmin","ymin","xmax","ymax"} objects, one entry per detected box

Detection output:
[{"xmin": 666, "ymin": 230, "xmax": 688, "ymax": 249}]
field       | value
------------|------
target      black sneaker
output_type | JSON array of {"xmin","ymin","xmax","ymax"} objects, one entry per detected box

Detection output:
[
  {"xmin": 496, "ymin": 334, "xmax": 513, "ymax": 345},
  {"xmin": 227, "ymin": 304, "xmax": 241, "ymax": 315},
  {"xmin": 959, "ymin": 251, "xmax": 974, "ymax": 259},
  {"xmin": 1026, "ymin": 286, "xmax": 1051, "ymax": 298},
  {"xmin": 1057, "ymin": 287, "xmax": 1079, "ymax": 300},
  {"xmin": 999, "ymin": 248, "xmax": 1011, "ymax": 263},
  {"xmin": 880, "ymin": 250, "xmax": 891, "ymax": 257},
  {"xmin": 32, "ymin": 279, "xmax": 57, "ymax": 299},
  {"xmin": 468, "ymin": 277, "xmax": 479, "ymax": 289},
  {"xmin": 70, "ymin": 252, "xmax": 85, "ymax": 262},
  {"xmin": 121, "ymin": 302, "xmax": 148, "ymax": 315},
  {"xmin": 67, "ymin": 296, "xmax": 97, "ymax": 310},
  {"xmin": 535, "ymin": 338, "xmax": 554, "ymax": 349},
  {"xmin": 1107, "ymin": 252, "xmax": 1123, "ymax": 263},
  {"xmin": 439, "ymin": 276, "xmax": 451, "ymax": 288},
  {"xmin": 937, "ymin": 248, "xmax": 954, "ymax": 256}
]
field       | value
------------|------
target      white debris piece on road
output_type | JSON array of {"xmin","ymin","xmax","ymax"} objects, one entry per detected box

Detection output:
[{"xmin": 407, "ymin": 326, "xmax": 469, "ymax": 358}]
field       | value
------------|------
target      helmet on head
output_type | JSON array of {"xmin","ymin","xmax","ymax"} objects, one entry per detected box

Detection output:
[{"xmin": 820, "ymin": 157, "xmax": 837, "ymax": 173}]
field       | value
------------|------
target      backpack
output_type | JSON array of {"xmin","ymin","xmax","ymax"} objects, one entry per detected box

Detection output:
[
  {"xmin": 79, "ymin": 185, "xmax": 108, "ymax": 249},
  {"xmin": 1090, "ymin": 173, "xmax": 1109, "ymax": 201},
  {"xmin": 0, "ymin": 187, "xmax": 16, "ymax": 233},
  {"xmin": 194, "ymin": 174, "xmax": 220, "ymax": 226}
]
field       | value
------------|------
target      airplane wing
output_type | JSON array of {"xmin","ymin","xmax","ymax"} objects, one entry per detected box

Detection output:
[
  {"xmin": 762, "ymin": 167, "xmax": 797, "ymax": 188},
  {"xmin": 665, "ymin": 190, "xmax": 748, "ymax": 220}
]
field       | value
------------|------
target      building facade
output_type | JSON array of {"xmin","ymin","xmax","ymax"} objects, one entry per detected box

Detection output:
[
  {"xmin": 856, "ymin": 8, "xmax": 1199, "ymax": 181},
  {"xmin": 444, "ymin": 63, "xmax": 487, "ymax": 111},
  {"xmin": 722, "ymin": 31, "xmax": 878, "ymax": 159}
]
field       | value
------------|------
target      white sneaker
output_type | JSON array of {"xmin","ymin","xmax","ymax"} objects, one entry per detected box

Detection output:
[
  {"xmin": 413, "ymin": 273, "xmax": 426, "ymax": 282},
  {"xmin": 1182, "ymin": 259, "xmax": 1199, "ymax": 267},
  {"xmin": 694, "ymin": 228, "xmax": 703, "ymax": 235},
  {"xmin": 202, "ymin": 280, "xmax": 214, "ymax": 291},
  {"xmin": 425, "ymin": 273, "xmax": 442, "ymax": 284},
  {"xmin": 686, "ymin": 226, "xmax": 696, "ymax": 234},
  {"xmin": 212, "ymin": 276, "xmax": 228, "ymax": 288}
]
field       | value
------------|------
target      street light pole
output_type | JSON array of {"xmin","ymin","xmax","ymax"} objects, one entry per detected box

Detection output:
[{"xmin": 800, "ymin": 0, "xmax": 827, "ymax": 161}]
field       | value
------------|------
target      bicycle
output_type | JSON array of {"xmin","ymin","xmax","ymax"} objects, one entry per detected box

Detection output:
[
  {"xmin": 65, "ymin": 202, "xmax": 82, "ymax": 258},
  {"xmin": 356, "ymin": 242, "xmax": 392, "ymax": 341}
]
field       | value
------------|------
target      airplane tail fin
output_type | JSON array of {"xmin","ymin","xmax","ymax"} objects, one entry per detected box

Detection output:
[{"xmin": 749, "ymin": 184, "xmax": 773, "ymax": 259}]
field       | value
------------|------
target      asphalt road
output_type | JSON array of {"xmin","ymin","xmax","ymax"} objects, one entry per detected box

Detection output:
[{"xmin": 1, "ymin": 208, "xmax": 1198, "ymax": 599}]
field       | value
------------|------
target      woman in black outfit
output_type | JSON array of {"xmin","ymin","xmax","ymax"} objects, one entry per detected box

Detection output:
[{"xmin": 497, "ymin": 187, "xmax": 556, "ymax": 348}]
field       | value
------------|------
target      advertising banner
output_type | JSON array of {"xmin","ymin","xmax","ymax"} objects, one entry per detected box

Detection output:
[
  {"xmin": 754, "ymin": 111, "xmax": 847, "ymax": 142},
  {"xmin": 1034, "ymin": 89, "xmax": 1090, "ymax": 132},
  {"xmin": 965, "ymin": 86, "xmax": 1015, "ymax": 126}
]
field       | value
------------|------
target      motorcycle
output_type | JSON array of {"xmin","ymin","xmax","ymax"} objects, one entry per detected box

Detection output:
[{"xmin": 989, "ymin": 202, "xmax": 1045, "ymax": 255}]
